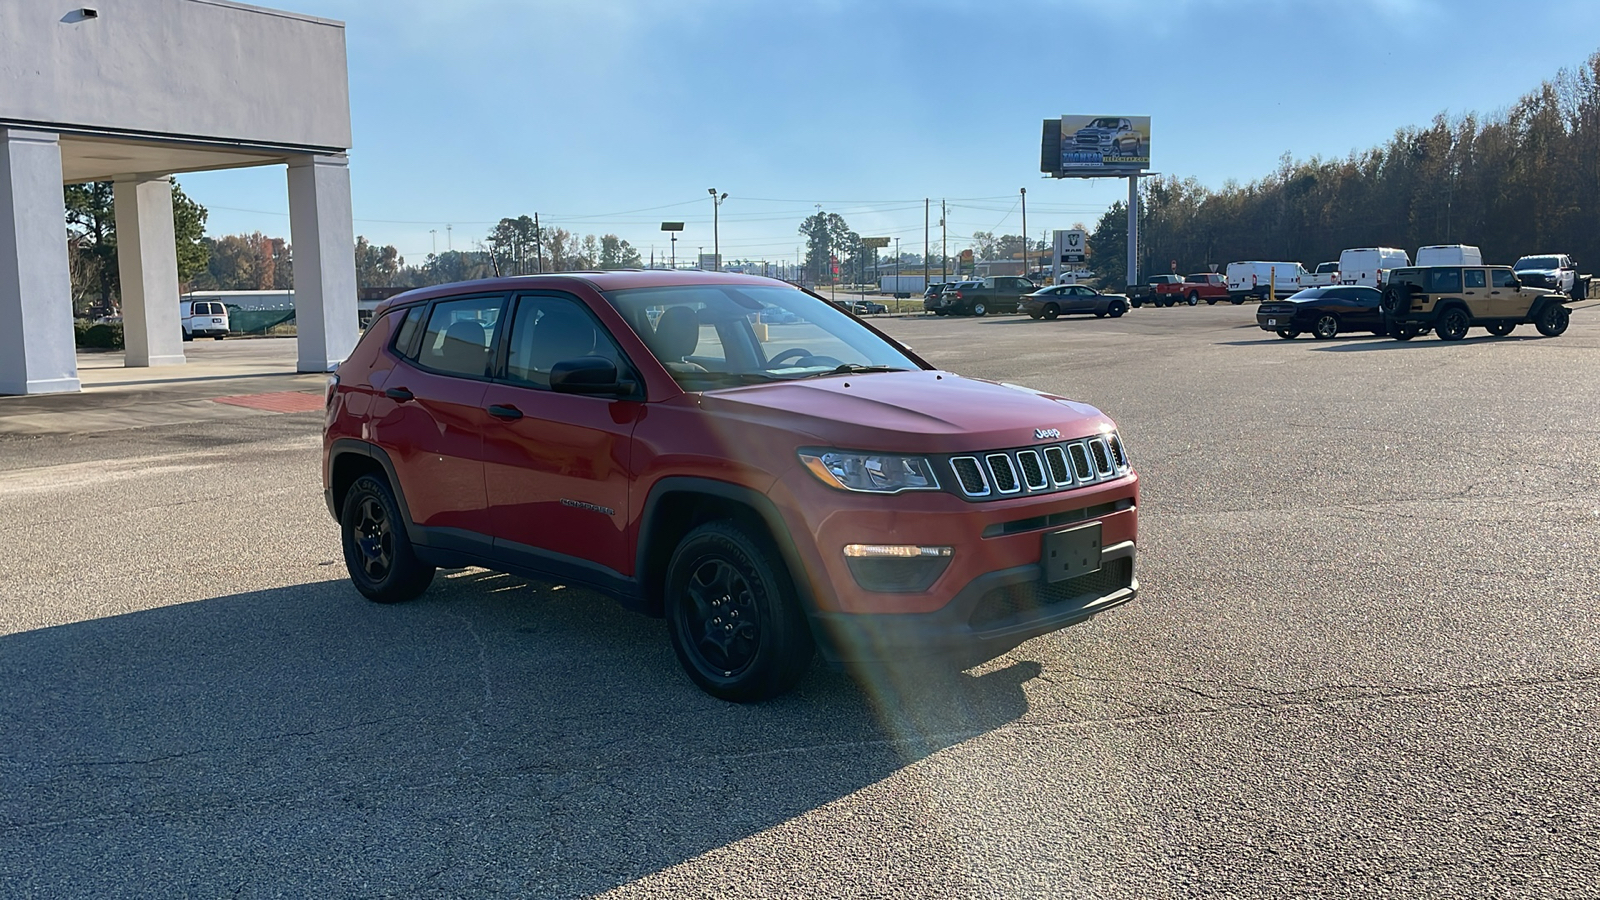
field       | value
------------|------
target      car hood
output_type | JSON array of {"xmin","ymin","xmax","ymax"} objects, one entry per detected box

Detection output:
[{"xmin": 697, "ymin": 370, "xmax": 1113, "ymax": 454}]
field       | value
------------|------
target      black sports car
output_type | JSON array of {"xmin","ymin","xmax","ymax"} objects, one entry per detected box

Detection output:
[{"xmin": 1257, "ymin": 286, "xmax": 1386, "ymax": 339}]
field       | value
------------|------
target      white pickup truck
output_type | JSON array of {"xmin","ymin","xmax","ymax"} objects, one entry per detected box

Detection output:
[
  {"xmin": 1513, "ymin": 254, "xmax": 1588, "ymax": 298},
  {"xmin": 1302, "ymin": 261, "xmax": 1340, "ymax": 288}
]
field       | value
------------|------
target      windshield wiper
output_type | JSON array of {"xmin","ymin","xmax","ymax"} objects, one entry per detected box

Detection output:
[{"xmin": 796, "ymin": 364, "xmax": 910, "ymax": 379}]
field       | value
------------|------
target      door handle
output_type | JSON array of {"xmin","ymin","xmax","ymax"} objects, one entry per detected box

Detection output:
[
  {"xmin": 384, "ymin": 387, "xmax": 414, "ymax": 401},
  {"xmin": 487, "ymin": 404, "xmax": 523, "ymax": 421}
]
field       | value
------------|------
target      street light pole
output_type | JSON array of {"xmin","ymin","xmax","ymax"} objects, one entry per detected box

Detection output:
[
  {"xmin": 708, "ymin": 188, "xmax": 727, "ymax": 271},
  {"xmin": 1020, "ymin": 187, "xmax": 1028, "ymax": 280}
]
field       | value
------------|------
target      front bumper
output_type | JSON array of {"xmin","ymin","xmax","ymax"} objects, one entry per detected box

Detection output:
[
  {"xmin": 812, "ymin": 541, "xmax": 1137, "ymax": 666},
  {"xmin": 766, "ymin": 464, "xmax": 1139, "ymax": 665}
]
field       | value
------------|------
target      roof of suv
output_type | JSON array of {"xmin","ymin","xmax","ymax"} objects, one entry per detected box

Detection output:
[{"xmin": 373, "ymin": 270, "xmax": 789, "ymax": 316}]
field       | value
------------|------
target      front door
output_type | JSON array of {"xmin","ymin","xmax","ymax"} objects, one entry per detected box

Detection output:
[
  {"xmin": 1489, "ymin": 268, "xmax": 1522, "ymax": 318},
  {"xmin": 480, "ymin": 292, "xmax": 643, "ymax": 581}
]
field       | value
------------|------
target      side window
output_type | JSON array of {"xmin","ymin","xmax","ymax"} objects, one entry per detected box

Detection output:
[
  {"xmin": 1428, "ymin": 268, "xmax": 1462, "ymax": 293},
  {"xmin": 392, "ymin": 305, "xmax": 425, "ymax": 357},
  {"xmin": 413, "ymin": 295, "xmax": 505, "ymax": 378},
  {"xmin": 504, "ymin": 295, "xmax": 623, "ymax": 389},
  {"xmin": 1464, "ymin": 269, "xmax": 1487, "ymax": 289},
  {"xmin": 1492, "ymin": 269, "xmax": 1517, "ymax": 289}
]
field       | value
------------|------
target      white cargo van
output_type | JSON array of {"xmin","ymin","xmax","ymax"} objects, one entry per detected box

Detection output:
[
  {"xmin": 180, "ymin": 299, "xmax": 230, "ymax": 340},
  {"xmin": 1415, "ymin": 244, "xmax": 1482, "ymax": 267},
  {"xmin": 1337, "ymin": 247, "xmax": 1410, "ymax": 287},
  {"xmin": 1225, "ymin": 261, "xmax": 1308, "ymax": 302}
]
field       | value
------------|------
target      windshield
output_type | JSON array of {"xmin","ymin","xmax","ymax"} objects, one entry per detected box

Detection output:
[
  {"xmin": 604, "ymin": 283, "xmax": 920, "ymax": 390},
  {"xmin": 1515, "ymin": 256, "xmax": 1561, "ymax": 270}
]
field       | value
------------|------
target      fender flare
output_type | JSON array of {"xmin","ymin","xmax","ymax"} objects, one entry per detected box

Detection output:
[
  {"xmin": 326, "ymin": 439, "xmax": 423, "ymax": 543},
  {"xmin": 635, "ymin": 476, "xmax": 818, "ymax": 617}
]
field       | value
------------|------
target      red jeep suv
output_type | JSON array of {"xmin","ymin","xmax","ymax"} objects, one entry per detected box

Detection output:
[{"xmin": 323, "ymin": 272, "xmax": 1139, "ymax": 701}]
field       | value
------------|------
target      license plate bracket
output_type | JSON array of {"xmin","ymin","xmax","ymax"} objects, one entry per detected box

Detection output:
[{"xmin": 1043, "ymin": 522, "xmax": 1102, "ymax": 583}]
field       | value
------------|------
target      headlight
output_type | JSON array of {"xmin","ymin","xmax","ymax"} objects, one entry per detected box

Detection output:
[{"xmin": 799, "ymin": 450, "xmax": 941, "ymax": 494}]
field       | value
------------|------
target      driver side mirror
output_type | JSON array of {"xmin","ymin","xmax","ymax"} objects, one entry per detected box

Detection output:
[{"xmin": 550, "ymin": 357, "xmax": 634, "ymax": 397}]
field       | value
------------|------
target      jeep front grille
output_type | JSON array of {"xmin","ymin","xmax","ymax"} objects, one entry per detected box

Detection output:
[{"xmin": 947, "ymin": 434, "xmax": 1132, "ymax": 501}]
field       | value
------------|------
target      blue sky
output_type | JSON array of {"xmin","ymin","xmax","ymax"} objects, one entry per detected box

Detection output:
[{"xmin": 182, "ymin": 0, "xmax": 1600, "ymax": 267}]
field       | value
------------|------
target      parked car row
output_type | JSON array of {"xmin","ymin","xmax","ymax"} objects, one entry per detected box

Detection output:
[{"xmin": 1257, "ymin": 263, "xmax": 1575, "ymax": 342}]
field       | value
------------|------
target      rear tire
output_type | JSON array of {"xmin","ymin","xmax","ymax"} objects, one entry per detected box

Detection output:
[
  {"xmin": 1391, "ymin": 324, "xmax": 1418, "ymax": 341},
  {"xmin": 1436, "ymin": 307, "xmax": 1470, "ymax": 341},
  {"xmin": 1043, "ymin": 303, "xmax": 1060, "ymax": 320},
  {"xmin": 340, "ymin": 474, "xmax": 435, "ymax": 604},
  {"xmin": 1277, "ymin": 329, "xmax": 1300, "ymax": 340},
  {"xmin": 1534, "ymin": 304, "xmax": 1570, "ymax": 337},
  {"xmin": 664, "ymin": 521, "xmax": 814, "ymax": 702},
  {"xmin": 971, "ymin": 302, "xmax": 987, "ymax": 317},
  {"xmin": 1311, "ymin": 313, "xmax": 1339, "ymax": 340},
  {"xmin": 1486, "ymin": 322, "xmax": 1515, "ymax": 336},
  {"xmin": 1206, "ymin": 298, "xmax": 1218, "ymax": 305},
  {"xmin": 1187, "ymin": 291, "xmax": 1200, "ymax": 306},
  {"xmin": 1108, "ymin": 300, "xmax": 1127, "ymax": 318}
]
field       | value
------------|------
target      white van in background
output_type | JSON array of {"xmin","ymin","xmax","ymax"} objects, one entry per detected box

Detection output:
[
  {"xmin": 1225, "ymin": 261, "xmax": 1308, "ymax": 302},
  {"xmin": 180, "ymin": 299, "xmax": 230, "ymax": 340},
  {"xmin": 1415, "ymin": 244, "xmax": 1482, "ymax": 267},
  {"xmin": 1338, "ymin": 247, "xmax": 1410, "ymax": 287}
]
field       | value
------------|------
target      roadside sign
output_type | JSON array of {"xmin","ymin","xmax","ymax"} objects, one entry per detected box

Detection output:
[
  {"xmin": 861, "ymin": 237, "xmax": 891, "ymax": 249},
  {"xmin": 1054, "ymin": 229, "xmax": 1087, "ymax": 264}
]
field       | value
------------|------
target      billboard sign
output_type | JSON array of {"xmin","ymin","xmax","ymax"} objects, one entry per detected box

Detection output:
[{"xmin": 1041, "ymin": 115, "xmax": 1151, "ymax": 177}]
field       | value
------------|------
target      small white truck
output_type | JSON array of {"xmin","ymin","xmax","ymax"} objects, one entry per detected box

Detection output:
[
  {"xmin": 1513, "ymin": 254, "xmax": 1587, "ymax": 298},
  {"xmin": 878, "ymin": 275, "xmax": 927, "ymax": 299}
]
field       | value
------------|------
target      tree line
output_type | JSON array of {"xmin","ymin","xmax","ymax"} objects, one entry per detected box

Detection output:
[{"xmin": 1087, "ymin": 49, "xmax": 1600, "ymax": 287}]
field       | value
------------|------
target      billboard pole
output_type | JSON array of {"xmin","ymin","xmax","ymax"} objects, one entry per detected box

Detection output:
[
  {"xmin": 1126, "ymin": 175, "xmax": 1138, "ymax": 292},
  {"xmin": 1020, "ymin": 187, "xmax": 1028, "ymax": 280}
]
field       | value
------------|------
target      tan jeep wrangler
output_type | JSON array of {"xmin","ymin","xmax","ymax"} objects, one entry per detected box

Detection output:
[{"xmin": 1380, "ymin": 265, "xmax": 1571, "ymax": 341}]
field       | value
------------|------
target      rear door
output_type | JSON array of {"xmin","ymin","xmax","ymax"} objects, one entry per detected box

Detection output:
[
  {"xmin": 1461, "ymin": 268, "xmax": 1489, "ymax": 317},
  {"xmin": 479, "ymin": 291, "xmax": 644, "ymax": 580},
  {"xmin": 374, "ymin": 293, "xmax": 506, "ymax": 546}
]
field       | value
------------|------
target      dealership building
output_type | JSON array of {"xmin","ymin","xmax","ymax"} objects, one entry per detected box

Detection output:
[{"xmin": 0, "ymin": 0, "xmax": 358, "ymax": 394}]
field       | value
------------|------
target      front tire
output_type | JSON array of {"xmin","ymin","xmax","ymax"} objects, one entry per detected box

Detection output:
[
  {"xmin": 340, "ymin": 474, "xmax": 435, "ymax": 604},
  {"xmin": 1436, "ymin": 307, "xmax": 1470, "ymax": 341},
  {"xmin": 664, "ymin": 521, "xmax": 814, "ymax": 702},
  {"xmin": 1311, "ymin": 313, "xmax": 1340, "ymax": 340},
  {"xmin": 1535, "ymin": 304, "xmax": 1570, "ymax": 337}
]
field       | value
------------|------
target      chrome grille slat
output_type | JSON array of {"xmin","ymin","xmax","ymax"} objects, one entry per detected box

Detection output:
[
  {"xmin": 1044, "ymin": 446, "xmax": 1073, "ymax": 486},
  {"xmin": 1016, "ymin": 450, "xmax": 1048, "ymax": 490},
  {"xmin": 950, "ymin": 457, "xmax": 990, "ymax": 497},
  {"xmin": 1089, "ymin": 437, "xmax": 1113, "ymax": 476},
  {"xmin": 986, "ymin": 453, "xmax": 1021, "ymax": 494}
]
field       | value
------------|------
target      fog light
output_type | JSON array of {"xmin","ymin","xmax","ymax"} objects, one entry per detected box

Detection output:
[{"xmin": 842, "ymin": 545, "xmax": 953, "ymax": 592}]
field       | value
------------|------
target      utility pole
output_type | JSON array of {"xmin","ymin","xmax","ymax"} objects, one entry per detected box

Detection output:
[
  {"xmin": 1020, "ymin": 187, "xmax": 1028, "ymax": 279},
  {"xmin": 534, "ymin": 213, "xmax": 543, "ymax": 273},
  {"xmin": 941, "ymin": 199, "xmax": 947, "ymax": 282},
  {"xmin": 924, "ymin": 198, "xmax": 930, "ymax": 289},
  {"xmin": 447, "ymin": 224, "xmax": 453, "ymax": 252},
  {"xmin": 708, "ymin": 188, "xmax": 727, "ymax": 271},
  {"xmin": 430, "ymin": 229, "xmax": 437, "ymax": 255}
]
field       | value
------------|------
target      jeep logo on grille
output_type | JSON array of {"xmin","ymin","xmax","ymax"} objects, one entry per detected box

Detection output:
[{"xmin": 1035, "ymin": 428, "xmax": 1061, "ymax": 441}]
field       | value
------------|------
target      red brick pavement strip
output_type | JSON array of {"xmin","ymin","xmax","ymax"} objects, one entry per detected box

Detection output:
[{"xmin": 211, "ymin": 391, "xmax": 326, "ymax": 413}]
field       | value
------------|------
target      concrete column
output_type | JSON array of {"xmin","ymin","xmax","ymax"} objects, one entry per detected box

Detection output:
[
  {"xmin": 114, "ymin": 176, "xmax": 186, "ymax": 367},
  {"xmin": 0, "ymin": 128, "xmax": 80, "ymax": 395},
  {"xmin": 287, "ymin": 153, "xmax": 359, "ymax": 373}
]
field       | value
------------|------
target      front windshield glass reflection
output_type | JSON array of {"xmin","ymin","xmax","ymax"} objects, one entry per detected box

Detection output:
[{"xmin": 603, "ymin": 283, "xmax": 920, "ymax": 390}]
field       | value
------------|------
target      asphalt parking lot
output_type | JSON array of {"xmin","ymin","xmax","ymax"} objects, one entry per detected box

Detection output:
[{"xmin": 2, "ymin": 305, "xmax": 1598, "ymax": 898}]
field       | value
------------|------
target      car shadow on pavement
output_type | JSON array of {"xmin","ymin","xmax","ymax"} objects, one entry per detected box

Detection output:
[
  {"xmin": 0, "ymin": 571, "xmax": 1037, "ymax": 897},
  {"xmin": 1310, "ymin": 334, "xmax": 1546, "ymax": 351}
]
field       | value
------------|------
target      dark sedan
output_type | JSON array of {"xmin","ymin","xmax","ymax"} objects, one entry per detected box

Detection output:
[
  {"xmin": 1257, "ymin": 286, "xmax": 1386, "ymax": 339},
  {"xmin": 1021, "ymin": 284, "xmax": 1129, "ymax": 320}
]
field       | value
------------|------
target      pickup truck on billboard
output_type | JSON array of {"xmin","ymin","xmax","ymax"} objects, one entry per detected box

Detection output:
[{"xmin": 1047, "ymin": 115, "xmax": 1152, "ymax": 173}]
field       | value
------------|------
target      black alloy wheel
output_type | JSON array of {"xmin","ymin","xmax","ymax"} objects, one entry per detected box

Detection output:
[
  {"xmin": 1312, "ymin": 314, "xmax": 1340, "ymax": 340},
  {"xmin": 1277, "ymin": 328, "xmax": 1300, "ymax": 340},
  {"xmin": 1486, "ymin": 322, "xmax": 1516, "ymax": 336},
  {"xmin": 1436, "ymin": 307, "xmax": 1471, "ymax": 341},
  {"xmin": 340, "ymin": 474, "xmax": 435, "ymax": 604},
  {"xmin": 1535, "ymin": 304, "xmax": 1570, "ymax": 337},
  {"xmin": 1043, "ymin": 303, "xmax": 1060, "ymax": 320},
  {"xmin": 664, "ymin": 521, "xmax": 814, "ymax": 702}
]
